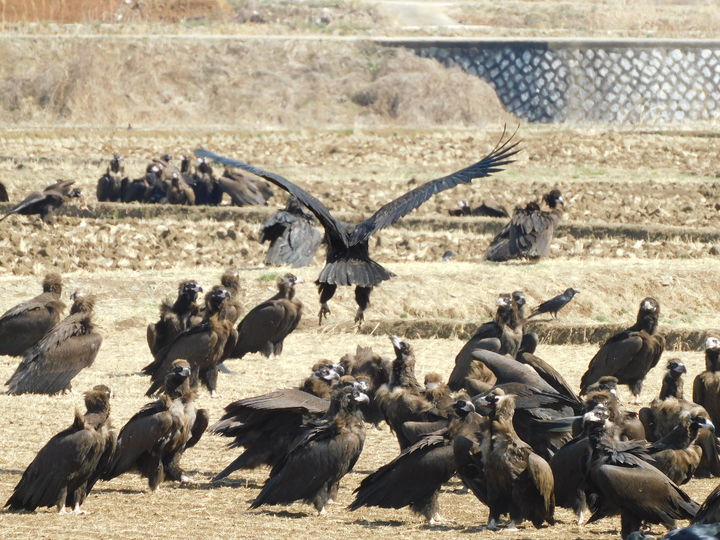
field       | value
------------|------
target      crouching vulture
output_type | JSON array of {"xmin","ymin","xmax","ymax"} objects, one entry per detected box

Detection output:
[
  {"xmin": 483, "ymin": 189, "xmax": 564, "ymax": 261},
  {"xmin": 0, "ymin": 179, "xmax": 81, "ymax": 223},
  {"xmin": 228, "ymin": 273, "xmax": 303, "ymax": 360},
  {"xmin": 580, "ymin": 297, "xmax": 664, "ymax": 402},
  {"xmin": 102, "ymin": 360, "xmax": 208, "ymax": 490},
  {"xmin": 5, "ymin": 386, "xmax": 114, "ymax": 513},
  {"xmin": 261, "ymin": 197, "xmax": 322, "ymax": 267},
  {"xmin": 0, "ymin": 273, "xmax": 65, "ymax": 357},
  {"xmin": 196, "ymin": 129, "xmax": 519, "ymax": 324},
  {"xmin": 250, "ymin": 384, "xmax": 368, "ymax": 514},
  {"xmin": 6, "ymin": 291, "xmax": 102, "ymax": 395}
]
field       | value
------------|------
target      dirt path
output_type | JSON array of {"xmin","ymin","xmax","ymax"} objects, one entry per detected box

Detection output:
[{"xmin": 373, "ymin": 0, "xmax": 458, "ymax": 28}]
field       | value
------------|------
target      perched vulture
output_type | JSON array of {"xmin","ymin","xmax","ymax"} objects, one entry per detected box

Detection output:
[
  {"xmin": 196, "ymin": 130, "xmax": 519, "ymax": 324},
  {"xmin": 260, "ymin": 197, "xmax": 322, "ymax": 267},
  {"xmin": 0, "ymin": 180, "xmax": 9, "ymax": 201},
  {"xmin": 228, "ymin": 273, "xmax": 302, "ymax": 360},
  {"xmin": 96, "ymin": 155, "xmax": 126, "ymax": 202},
  {"xmin": 5, "ymin": 386, "xmax": 113, "ymax": 513},
  {"xmin": 693, "ymin": 337, "xmax": 720, "ymax": 427},
  {"xmin": 250, "ymin": 385, "xmax": 367, "ymax": 514},
  {"xmin": 483, "ymin": 189, "xmax": 564, "ymax": 261},
  {"xmin": 146, "ymin": 280, "xmax": 203, "ymax": 357},
  {"xmin": 6, "ymin": 291, "xmax": 102, "ymax": 395},
  {"xmin": 0, "ymin": 179, "xmax": 81, "ymax": 223},
  {"xmin": 580, "ymin": 297, "xmax": 665, "ymax": 401},
  {"xmin": 143, "ymin": 288, "xmax": 237, "ymax": 397},
  {"xmin": 0, "ymin": 272, "xmax": 65, "ymax": 357},
  {"xmin": 102, "ymin": 360, "xmax": 207, "ymax": 490},
  {"xmin": 529, "ymin": 288, "xmax": 579, "ymax": 319}
]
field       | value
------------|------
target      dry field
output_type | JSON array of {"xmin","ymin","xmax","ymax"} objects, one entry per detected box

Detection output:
[{"xmin": 1, "ymin": 2, "xmax": 720, "ymax": 539}]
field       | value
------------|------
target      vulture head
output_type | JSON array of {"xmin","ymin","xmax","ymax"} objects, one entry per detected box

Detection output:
[
  {"xmin": 180, "ymin": 155, "xmax": 190, "ymax": 173},
  {"xmin": 164, "ymin": 359, "xmax": 192, "ymax": 396},
  {"xmin": 221, "ymin": 269, "xmax": 241, "ymax": 291},
  {"xmin": 42, "ymin": 272, "xmax": 63, "ymax": 295},
  {"xmin": 452, "ymin": 399, "xmax": 476, "ymax": 418},
  {"xmin": 636, "ymin": 297, "xmax": 661, "ymax": 332},
  {"xmin": 543, "ymin": 189, "xmax": 564, "ymax": 208},
  {"xmin": 205, "ymin": 287, "xmax": 230, "ymax": 314},
  {"xmin": 689, "ymin": 414, "xmax": 715, "ymax": 434},
  {"xmin": 91, "ymin": 384, "xmax": 114, "ymax": 399},
  {"xmin": 315, "ymin": 364, "xmax": 342, "ymax": 382},
  {"xmin": 424, "ymin": 372, "xmax": 443, "ymax": 391},
  {"xmin": 69, "ymin": 290, "xmax": 96, "ymax": 315},
  {"xmin": 197, "ymin": 158, "xmax": 212, "ymax": 174},
  {"xmin": 161, "ymin": 154, "xmax": 172, "ymax": 163},
  {"xmin": 705, "ymin": 336, "xmax": 720, "ymax": 351},
  {"xmin": 511, "ymin": 290, "xmax": 526, "ymax": 308},
  {"xmin": 666, "ymin": 359, "xmax": 687, "ymax": 376},
  {"xmin": 84, "ymin": 386, "xmax": 112, "ymax": 414},
  {"xmin": 179, "ymin": 280, "xmax": 203, "ymax": 302},
  {"xmin": 389, "ymin": 334, "xmax": 411, "ymax": 360},
  {"xmin": 582, "ymin": 404, "xmax": 610, "ymax": 434}
]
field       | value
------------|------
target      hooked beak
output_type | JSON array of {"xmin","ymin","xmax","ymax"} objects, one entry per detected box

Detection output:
[
  {"xmin": 642, "ymin": 300, "xmax": 656, "ymax": 311},
  {"xmin": 389, "ymin": 334, "xmax": 403, "ymax": 350},
  {"xmin": 672, "ymin": 364, "xmax": 687, "ymax": 374},
  {"xmin": 354, "ymin": 392, "xmax": 370, "ymax": 404}
]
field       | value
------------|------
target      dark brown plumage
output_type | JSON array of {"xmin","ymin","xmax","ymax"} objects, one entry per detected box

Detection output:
[
  {"xmin": 219, "ymin": 167, "xmax": 274, "ymax": 206},
  {"xmin": 143, "ymin": 288, "xmax": 237, "ymax": 397},
  {"xmin": 96, "ymin": 155, "xmax": 126, "ymax": 202},
  {"xmin": 103, "ymin": 360, "xmax": 207, "ymax": 490},
  {"xmin": 449, "ymin": 199, "xmax": 509, "ymax": 218},
  {"xmin": 484, "ymin": 189, "xmax": 564, "ymax": 261},
  {"xmin": 5, "ymin": 387, "xmax": 113, "ymax": 513},
  {"xmin": 694, "ymin": 482, "xmax": 720, "ymax": 524},
  {"xmin": 660, "ymin": 359, "xmax": 688, "ymax": 400},
  {"xmin": 217, "ymin": 269, "xmax": 244, "ymax": 324},
  {"xmin": 196, "ymin": 131, "xmax": 519, "ymax": 324},
  {"xmin": 648, "ymin": 413, "xmax": 712, "ymax": 485},
  {"xmin": 580, "ymin": 297, "xmax": 665, "ymax": 401},
  {"xmin": 0, "ymin": 273, "xmax": 65, "ymax": 357},
  {"xmin": 167, "ymin": 172, "xmax": 196, "ymax": 205},
  {"xmin": 228, "ymin": 274, "xmax": 302, "ymax": 360},
  {"xmin": 0, "ymin": 179, "xmax": 81, "ymax": 223},
  {"xmin": 250, "ymin": 385, "xmax": 367, "ymax": 514},
  {"xmin": 448, "ymin": 293, "xmax": 523, "ymax": 395},
  {"xmin": 693, "ymin": 337, "xmax": 720, "ymax": 427},
  {"xmin": 146, "ymin": 280, "xmax": 203, "ymax": 357},
  {"xmin": 6, "ymin": 291, "xmax": 102, "ymax": 395},
  {"xmin": 0, "ymin": 180, "xmax": 8, "ymax": 201}
]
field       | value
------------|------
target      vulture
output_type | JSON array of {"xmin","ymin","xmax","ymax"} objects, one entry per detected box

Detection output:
[
  {"xmin": 96, "ymin": 154, "xmax": 126, "ymax": 202},
  {"xmin": 146, "ymin": 280, "xmax": 203, "ymax": 357},
  {"xmin": 0, "ymin": 272, "xmax": 65, "ymax": 357},
  {"xmin": 228, "ymin": 273, "xmax": 303, "ymax": 360},
  {"xmin": 216, "ymin": 269, "xmax": 244, "ymax": 324},
  {"xmin": 580, "ymin": 297, "xmax": 665, "ymax": 401},
  {"xmin": 196, "ymin": 130, "xmax": 519, "ymax": 324},
  {"xmin": 483, "ymin": 189, "xmax": 564, "ymax": 262},
  {"xmin": 349, "ymin": 400, "xmax": 477, "ymax": 524},
  {"xmin": 167, "ymin": 172, "xmax": 196, "ymax": 205},
  {"xmin": 260, "ymin": 197, "xmax": 322, "ymax": 267},
  {"xmin": 250, "ymin": 385, "xmax": 367, "ymax": 514},
  {"xmin": 187, "ymin": 157, "xmax": 223, "ymax": 205},
  {"xmin": 102, "ymin": 360, "xmax": 207, "ymax": 490},
  {"xmin": 299, "ymin": 362, "xmax": 343, "ymax": 399},
  {"xmin": 581, "ymin": 377, "xmax": 646, "ymax": 441},
  {"xmin": 448, "ymin": 199, "xmax": 509, "ymax": 218},
  {"xmin": 219, "ymin": 167, "xmax": 274, "ymax": 206},
  {"xmin": 5, "ymin": 386, "xmax": 113, "ymax": 513},
  {"xmin": 693, "ymin": 336, "xmax": 720, "ymax": 427},
  {"xmin": 143, "ymin": 287, "xmax": 237, "ymax": 397},
  {"xmin": 375, "ymin": 335, "xmax": 446, "ymax": 449},
  {"xmin": 448, "ymin": 292, "xmax": 524, "ymax": 395},
  {"xmin": 474, "ymin": 390, "xmax": 556, "ymax": 530},
  {"xmin": 694, "ymin": 482, "xmax": 720, "ymax": 525},
  {"xmin": 528, "ymin": 288, "xmax": 579, "ymax": 319},
  {"xmin": 659, "ymin": 359, "xmax": 688, "ymax": 400},
  {"xmin": 583, "ymin": 408, "xmax": 699, "ymax": 540},
  {"xmin": 0, "ymin": 180, "xmax": 8, "ymax": 201},
  {"xmin": 648, "ymin": 413, "xmax": 714, "ymax": 485},
  {"xmin": 6, "ymin": 291, "xmax": 102, "ymax": 395},
  {"xmin": 0, "ymin": 179, "xmax": 81, "ymax": 223}
]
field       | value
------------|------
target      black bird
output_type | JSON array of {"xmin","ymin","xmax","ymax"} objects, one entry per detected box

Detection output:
[
  {"xmin": 260, "ymin": 197, "xmax": 322, "ymax": 267},
  {"xmin": 196, "ymin": 131, "xmax": 519, "ymax": 324},
  {"xmin": 0, "ymin": 179, "xmax": 81, "ymax": 223},
  {"xmin": 580, "ymin": 297, "xmax": 665, "ymax": 402},
  {"xmin": 146, "ymin": 280, "xmax": 203, "ymax": 357},
  {"xmin": 96, "ymin": 155, "xmax": 126, "ymax": 202},
  {"xmin": 484, "ymin": 189, "xmax": 564, "ymax": 262},
  {"xmin": 0, "ymin": 180, "xmax": 8, "ymax": 201},
  {"xmin": 529, "ymin": 288, "xmax": 579, "ymax": 319}
]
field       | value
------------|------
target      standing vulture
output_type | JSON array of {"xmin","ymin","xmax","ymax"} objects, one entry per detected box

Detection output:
[
  {"xmin": 693, "ymin": 337, "xmax": 720, "ymax": 427},
  {"xmin": 250, "ymin": 385, "xmax": 367, "ymax": 514},
  {"xmin": 146, "ymin": 280, "xmax": 203, "ymax": 357},
  {"xmin": 228, "ymin": 273, "xmax": 303, "ymax": 360},
  {"xmin": 580, "ymin": 297, "xmax": 664, "ymax": 401},
  {"xmin": 260, "ymin": 197, "xmax": 322, "ymax": 267},
  {"xmin": 196, "ymin": 131, "xmax": 519, "ymax": 324},
  {"xmin": 483, "ymin": 189, "xmax": 564, "ymax": 261},
  {"xmin": 96, "ymin": 154, "xmax": 126, "ymax": 202},
  {"xmin": 5, "ymin": 386, "xmax": 113, "ymax": 513},
  {"xmin": 0, "ymin": 273, "xmax": 65, "ymax": 357},
  {"xmin": 0, "ymin": 179, "xmax": 81, "ymax": 223},
  {"xmin": 6, "ymin": 291, "xmax": 102, "ymax": 395},
  {"xmin": 102, "ymin": 360, "xmax": 207, "ymax": 490}
]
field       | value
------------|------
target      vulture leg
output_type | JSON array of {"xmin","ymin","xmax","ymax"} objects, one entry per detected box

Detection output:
[
  {"xmin": 630, "ymin": 380, "xmax": 644, "ymax": 404},
  {"xmin": 201, "ymin": 367, "xmax": 220, "ymax": 398},
  {"xmin": 317, "ymin": 283, "xmax": 336, "ymax": 325},
  {"xmin": 354, "ymin": 286, "xmax": 372, "ymax": 324}
]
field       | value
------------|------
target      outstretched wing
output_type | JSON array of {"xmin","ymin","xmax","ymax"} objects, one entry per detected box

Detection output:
[
  {"xmin": 194, "ymin": 149, "xmax": 349, "ymax": 248},
  {"xmin": 349, "ymin": 129, "xmax": 520, "ymax": 244}
]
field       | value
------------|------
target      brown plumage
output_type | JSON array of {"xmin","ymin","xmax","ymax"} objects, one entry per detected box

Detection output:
[
  {"xmin": 143, "ymin": 288, "xmax": 238, "ymax": 397},
  {"xmin": 375, "ymin": 336, "xmax": 445, "ymax": 449},
  {"xmin": 581, "ymin": 381, "xmax": 645, "ymax": 441},
  {"xmin": 448, "ymin": 293, "xmax": 523, "ymax": 395},
  {"xmin": 219, "ymin": 168, "xmax": 273, "ymax": 206},
  {"xmin": 693, "ymin": 337, "xmax": 720, "ymax": 427},
  {"xmin": 219, "ymin": 269, "xmax": 244, "ymax": 324},
  {"xmin": 694, "ymin": 482, "xmax": 720, "ymax": 524},
  {"xmin": 147, "ymin": 280, "xmax": 203, "ymax": 357},
  {"xmin": 250, "ymin": 385, "xmax": 367, "ymax": 514},
  {"xmin": 228, "ymin": 274, "xmax": 303, "ymax": 360},
  {"xmin": 5, "ymin": 386, "xmax": 113, "ymax": 513},
  {"xmin": 6, "ymin": 291, "xmax": 101, "ymax": 395},
  {"xmin": 648, "ymin": 413, "xmax": 712, "ymax": 485},
  {"xmin": 167, "ymin": 172, "xmax": 196, "ymax": 205},
  {"xmin": 0, "ymin": 273, "xmax": 65, "ymax": 357},
  {"xmin": 0, "ymin": 179, "xmax": 81, "ymax": 223},
  {"xmin": 475, "ymin": 390, "xmax": 555, "ymax": 530},
  {"xmin": 103, "ymin": 360, "xmax": 207, "ymax": 490},
  {"xmin": 299, "ymin": 362, "xmax": 343, "ymax": 399},
  {"xmin": 580, "ymin": 297, "xmax": 665, "ymax": 400},
  {"xmin": 96, "ymin": 154, "xmax": 126, "ymax": 202},
  {"xmin": 0, "ymin": 180, "xmax": 8, "ymax": 201},
  {"xmin": 660, "ymin": 359, "xmax": 687, "ymax": 400}
]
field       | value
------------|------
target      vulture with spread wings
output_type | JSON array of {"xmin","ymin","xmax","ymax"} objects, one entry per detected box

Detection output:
[
  {"xmin": 196, "ymin": 131, "xmax": 519, "ymax": 324},
  {"xmin": 0, "ymin": 179, "xmax": 81, "ymax": 223}
]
